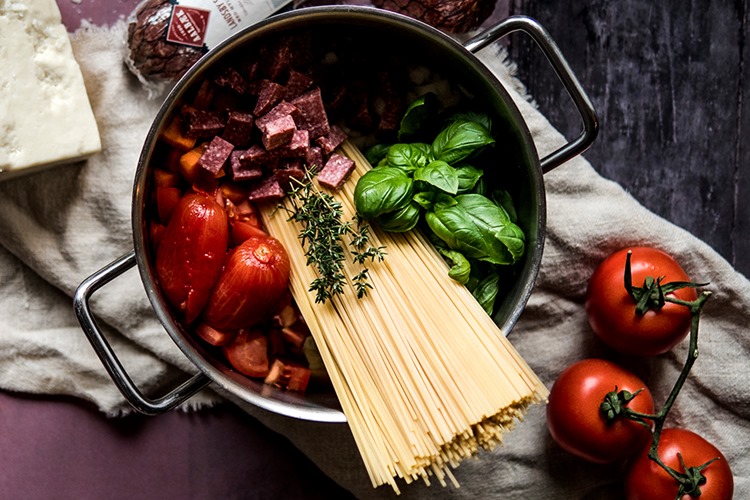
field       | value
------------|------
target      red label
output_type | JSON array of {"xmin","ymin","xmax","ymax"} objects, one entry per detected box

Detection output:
[{"xmin": 166, "ymin": 6, "xmax": 211, "ymax": 48}]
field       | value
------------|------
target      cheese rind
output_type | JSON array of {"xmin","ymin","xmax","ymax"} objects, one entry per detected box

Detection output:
[{"xmin": 0, "ymin": 0, "xmax": 101, "ymax": 176}]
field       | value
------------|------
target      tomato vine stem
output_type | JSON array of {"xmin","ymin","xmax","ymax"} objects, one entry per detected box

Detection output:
[{"xmin": 609, "ymin": 251, "xmax": 716, "ymax": 497}]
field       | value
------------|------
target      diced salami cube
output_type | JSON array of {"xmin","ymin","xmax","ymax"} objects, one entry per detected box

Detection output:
[
  {"xmin": 255, "ymin": 101, "xmax": 300, "ymax": 132},
  {"xmin": 229, "ymin": 150, "xmax": 263, "ymax": 181},
  {"xmin": 261, "ymin": 114, "xmax": 296, "ymax": 150},
  {"xmin": 237, "ymin": 144, "xmax": 278, "ymax": 170},
  {"xmin": 184, "ymin": 109, "xmax": 226, "ymax": 139},
  {"xmin": 284, "ymin": 70, "xmax": 314, "ymax": 100},
  {"xmin": 199, "ymin": 136, "xmax": 234, "ymax": 175},
  {"xmin": 274, "ymin": 159, "xmax": 306, "ymax": 189},
  {"xmin": 222, "ymin": 112, "xmax": 254, "ymax": 148},
  {"xmin": 317, "ymin": 153, "xmax": 355, "ymax": 190},
  {"xmin": 291, "ymin": 88, "xmax": 330, "ymax": 139},
  {"xmin": 247, "ymin": 176, "xmax": 285, "ymax": 203},
  {"xmin": 315, "ymin": 125, "xmax": 347, "ymax": 155},
  {"xmin": 253, "ymin": 80, "xmax": 286, "ymax": 116},
  {"xmin": 272, "ymin": 129, "xmax": 309, "ymax": 159},
  {"xmin": 305, "ymin": 145, "xmax": 324, "ymax": 171},
  {"xmin": 214, "ymin": 67, "xmax": 249, "ymax": 95}
]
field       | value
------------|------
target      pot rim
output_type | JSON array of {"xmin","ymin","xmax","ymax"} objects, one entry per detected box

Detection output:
[{"xmin": 131, "ymin": 5, "xmax": 546, "ymax": 422}]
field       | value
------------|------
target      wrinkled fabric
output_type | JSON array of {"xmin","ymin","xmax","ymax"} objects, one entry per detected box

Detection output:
[{"xmin": 0, "ymin": 23, "xmax": 747, "ymax": 499}]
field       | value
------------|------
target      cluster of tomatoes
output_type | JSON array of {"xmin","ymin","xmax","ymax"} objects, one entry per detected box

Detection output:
[{"xmin": 546, "ymin": 247, "xmax": 734, "ymax": 500}]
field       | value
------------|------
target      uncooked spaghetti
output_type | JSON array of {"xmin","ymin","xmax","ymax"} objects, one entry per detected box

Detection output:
[{"xmin": 261, "ymin": 141, "xmax": 548, "ymax": 493}]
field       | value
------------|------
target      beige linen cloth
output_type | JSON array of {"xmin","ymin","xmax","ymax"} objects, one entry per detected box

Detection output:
[{"xmin": 0, "ymin": 22, "xmax": 748, "ymax": 499}]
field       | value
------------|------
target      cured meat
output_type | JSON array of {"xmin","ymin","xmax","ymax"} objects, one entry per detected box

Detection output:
[
  {"xmin": 291, "ymin": 88, "xmax": 330, "ymax": 139},
  {"xmin": 317, "ymin": 153, "xmax": 355, "ymax": 190},
  {"xmin": 222, "ymin": 112, "xmax": 254, "ymax": 148},
  {"xmin": 199, "ymin": 136, "xmax": 234, "ymax": 174}
]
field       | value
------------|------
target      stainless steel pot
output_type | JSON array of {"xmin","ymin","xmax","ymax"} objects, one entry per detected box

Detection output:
[{"xmin": 74, "ymin": 6, "xmax": 597, "ymax": 422}]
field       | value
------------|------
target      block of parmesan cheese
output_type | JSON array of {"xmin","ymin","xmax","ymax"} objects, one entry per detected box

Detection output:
[{"xmin": 0, "ymin": 0, "xmax": 101, "ymax": 179}]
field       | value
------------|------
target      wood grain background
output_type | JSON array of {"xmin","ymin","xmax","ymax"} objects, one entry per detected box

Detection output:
[{"xmin": 492, "ymin": 0, "xmax": 749, "ymax": 277}]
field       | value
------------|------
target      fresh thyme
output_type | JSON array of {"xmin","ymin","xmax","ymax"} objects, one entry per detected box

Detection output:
[{"xmin": 282, "ymin": 170, "xmax": 386, "ymax": 304}]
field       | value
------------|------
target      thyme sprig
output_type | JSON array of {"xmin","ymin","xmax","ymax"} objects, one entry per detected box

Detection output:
[{"xmin": 282, "ymin": 170, "xmax": 385, "ymax": 304}]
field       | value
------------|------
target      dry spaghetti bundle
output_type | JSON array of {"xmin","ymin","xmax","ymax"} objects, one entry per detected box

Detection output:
[{"xmin": 261, "ymin": 142, "xmax": 548, "ymax": 493}]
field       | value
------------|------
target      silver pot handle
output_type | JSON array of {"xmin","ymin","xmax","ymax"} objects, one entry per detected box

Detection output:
[
  {"xmin": 73, "ymin": 251, "xmax": 211, "ymax": 415},
  {"xmin": 464, "ymin": 15, "xmax": 599, "ymax": 173}
]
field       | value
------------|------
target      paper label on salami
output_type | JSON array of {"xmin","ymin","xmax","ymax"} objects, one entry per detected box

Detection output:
[{"xmin": 167, "ymin": 0, "xmax": 292, "ymax": 50}]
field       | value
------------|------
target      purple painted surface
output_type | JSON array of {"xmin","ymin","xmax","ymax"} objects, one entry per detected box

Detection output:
[{"xmin": 0, "ymin": 391, "xmax": 353, "ymax": 499}]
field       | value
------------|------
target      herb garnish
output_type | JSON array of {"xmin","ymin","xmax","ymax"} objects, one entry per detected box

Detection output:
[{"xmin": 283, "ymin": 170, "xmax": 386, "ymax": 304}]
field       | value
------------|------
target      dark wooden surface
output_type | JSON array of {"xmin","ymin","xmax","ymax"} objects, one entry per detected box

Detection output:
[{"xmin": 494, "ymin": 0, "xmax": 749, "ymax": 277}]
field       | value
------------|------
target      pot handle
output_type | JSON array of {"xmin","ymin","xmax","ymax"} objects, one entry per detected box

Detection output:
[
  {"xmin": 73, "ymin": 251, "xmax": 212, "ymax": 416},
  {"xmin": 464, "ymin": 15, "xmax": 599, "ymax": 174}
]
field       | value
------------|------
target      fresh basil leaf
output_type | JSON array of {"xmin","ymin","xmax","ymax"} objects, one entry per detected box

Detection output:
[
  {"xmin": 375, "ymin": 201, "xmax": 421, "ymax": 233},
  {"xmin": 425, "ymin": 193, "xmax": 525, "ymax": 265},
  {"xmin": 414, "ymin": 160, "xmax": 459, "ymax": 194},
  {"xmin": 495, "ymin": 224, "xmax": 525, "ymax": 262},
  {"xmin": 398, "ymin": 93, "xmax": 438, "ymax": 141},
  {"xmin": 447, "ymin": 111, "xmax": 493, "ymax": 133},
  {"xmin": 353, "ymin": 167, "xmax": 413, "ymax": 219},
  {"xmin": 491, "ymin": 189, "xmax": 518, "ymax": 223},
  {"xmin": 386, "ymin": 143, "xmax": 433, "ymax": 174},
  {"xmin": 436, "ymin": 247, "xmax": 472, "ymax": 284},
  {"xmin": 471, "ymin": 271, "xmax": 500, "ymax": 315},
  {"xmin": 432, "ymin": 120, "xmax": 495, "ymax": 164},
  {"xmin": 365, "ymin": 143, "xmax": 391, "ymax": 166},
  {"xmin": 413, "ymin": 191, "xmax": 437, "ymax": 210},
  {"xmin": 455, "ymin": 165, "xmax": 483, "ymax": 193}
]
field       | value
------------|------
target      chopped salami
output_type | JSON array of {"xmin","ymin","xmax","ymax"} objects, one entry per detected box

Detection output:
[
  {"xmin": 272, "ymin": 129, "xmax": 309, "ymax": 159},
  {"xmin": 199, "ymin": 136, "xmax": 234, "ymax": 174},
  {"xmin": 284, "ymin": 70, "xmax": 314, "ymax": 100},
  {"xmin": 184, "ymin": 109, "xmax": 225, "ymax": 139},
  {"xmin": 255, "ymin": 101, "xmax": 300, "ymax": 132},
  {"xmin": 317, "ymin": 153, "xmax": 355, "ymax": 190},
  {"xmin": 260, "ymin": 39, "xmax": 293, "ymax": 82},
  {"xmin": 315, "ymin": 125, "xmax": 347, "ymax": 155},
  {"xmin": 238, "ymin": 144, "xmax": 277, "ymax": 170},
  {"xmin": 247, "ymin": 176, "xmax": 285, "ymax": 203},
  {"xmin": 305, "ymin": 145, "xmax": 324, "ymax": 171},
  {"xmin": 222, "ymin": 112, "xmax": 254, "ymax": 148},
  {"xmin": 273, "ymin": 159, "xmax": 306, "ymax": 189},
  {"xmin": 261, "ymin": 114, "xmax": 296, "ymax": 151},
  {"xmin": 214, "ymin": 67, "xmax": 249, "ymax": 95},
  {"xmin": 229, "ymin": 150, "xmax": 263, "ymax": 181},
  {"xmin": 253, "ymin": 80, "xmax": 286, "ymax": 116},
  {"xmin": 291, "ymin": 87, "xmax": 330, "ymax": 139}
]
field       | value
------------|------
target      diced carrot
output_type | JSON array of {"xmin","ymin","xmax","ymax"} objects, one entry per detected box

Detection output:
[
  {"xmin": 264, "ymin": 359, "xmax": 311, "ymax": 393},
  {"xmin": 286, "ymin": 365, "xmax": 311, "ymax": 393},
  {"xmin": 153, "ymin": 168, "xmax": 181, "ymax": 188},
  {"xmin": 221, "ymin": 182, "xmax": 249, "ymax": 204},
  {"xmin": 160, "ymin": 116, "xmax": 196, "ymax": 151},
  {"xmin": 179, "ymin": 144, "xmax": 206, "ymax": 183}
]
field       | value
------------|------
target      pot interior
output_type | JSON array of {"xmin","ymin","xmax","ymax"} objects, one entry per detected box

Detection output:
[{"xmin": 132, "ymin": 6, "xmax": 545, "ymax": 422}]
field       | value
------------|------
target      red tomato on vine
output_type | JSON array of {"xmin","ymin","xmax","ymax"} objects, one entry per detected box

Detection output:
[
  {"xmin": 586, "ymin": 247, "xmax": 701, "ymax": 356},
  {"xmin": 625, "ymin": 428, "xmax": 733, "ymax": 500},
  {"xmin": 546, "ymin": 358, "xmax": 655, "ymax": 464}
]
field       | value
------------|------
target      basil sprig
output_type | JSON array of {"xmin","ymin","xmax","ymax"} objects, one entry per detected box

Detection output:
[{"xmin": 353, "ymin": 93, "xmax": 526, "ymax": 315}]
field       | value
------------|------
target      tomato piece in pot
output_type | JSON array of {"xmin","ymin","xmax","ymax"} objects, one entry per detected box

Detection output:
[
  {"xmin": 155, "ymin": 192, "xmax": 229, "ymax": 324},
  {"xmin": 202, "ymin": 235, "xmax": 291, "ymax": 330},
  {"xmin": 223, "ymin": 329, "xmax": 270, "ymax": 378},
  {"xmin": 625, "ymin": 428, "xmax": 733, "ymax": 500},
  {"xmin": 195, "ymin": 323, "xmax": 236, "ymax": 347},
  {"xmin": 156, "ymin": 186, "xmax": 182, "ymax": 224},
  {"xmin": 586, "ymin": 247, "xmax": 697, "ymax": 356},
  {"xmin": 230, "ymin": 219, "xmax": 268, "ymax": 246},
  {"xmin": 546, "ymin": 358, "xmax": 655, "ymax": 464}
]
